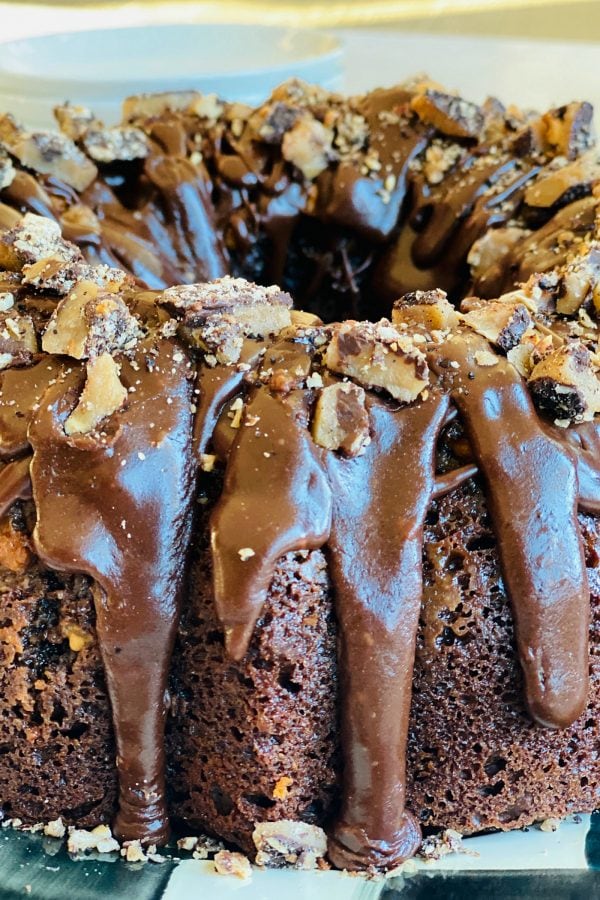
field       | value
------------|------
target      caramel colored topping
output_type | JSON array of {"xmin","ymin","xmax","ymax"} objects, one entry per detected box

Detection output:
[
  {"xmin": 528, "ymin": 342, "xmax": 600, "ymax": 423},
  {"xmin": 64, "ymin": 353, "xmax": 128, "ymax": 436},
  {"xmin": 43, "ymin": 282, "xmax": 141, "ymax": 360},
  {"xmin": 392, "ymin": 289, "xmax": 459, "ymax": 332},
  {"xmin": 461, "ymin": 299, "xmax": 533, "ymax": 352},
  {"xmin": 325, "ymin": 320, "xmax": 429, "ymax": 402},
  {"xmin": 0, "ymin": 214, "xmax": 81, "ymax": 272},
  {"xmin": 410, "ymin": 90, "xmax": 483, "ymax": 139},
  {"xmin": 311, "ymin": 381, "xmax": 370, "ymax": 457}
]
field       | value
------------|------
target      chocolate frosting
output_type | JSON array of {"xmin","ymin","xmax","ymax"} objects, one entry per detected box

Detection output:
[
  {"xmin": 0, "ymin": 455, "xmax": 32, "ymax": 516},
  {"xmin": 210, "ymin": 388, "xmax": 332, "ymax": 660},
  {"xmin": 28, "ymin": 339, "xmax": 196, "ymax": 843},
  {"xmin": 325, "ymin": 391, "xmax": 449, "ymax": 870},
  {"xmin": 430, "ymin": 332, "xmax": 590, "ymax": 728}
]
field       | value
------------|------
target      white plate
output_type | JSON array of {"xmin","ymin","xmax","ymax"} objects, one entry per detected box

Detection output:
[{"xmin": 0, "ymin": 24, "xmax": 342, "ymax": 126}]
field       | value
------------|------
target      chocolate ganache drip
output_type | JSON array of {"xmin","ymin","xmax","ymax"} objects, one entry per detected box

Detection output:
[
  {"xmin": 325, "ymin": 391, "xmax": 449, "ymax": 870},
  {"xmin": 210, "ymin": 387, "xmax": 332, "ymax": 660},
  {"xmin": 28, "ymin": 339, "xmax": 196, "ymax": 843},
  {"xmin": 429, "ymin": 331, "xmax": 590, "ymax": 728}
]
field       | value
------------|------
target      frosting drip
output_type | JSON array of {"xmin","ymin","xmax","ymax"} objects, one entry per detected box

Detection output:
[
  {"xmin": 325, "ymin": 391, "xmax": 449, "ymax": 870},
  {"xmin": 210, "ymin": 388, "xmax": 332, "ymax": 660},
  {"xmin": 28, "ymin": 339, "xmax": 196, "ymax": 843},
  {"xmin": 430, "ymin": 332, "xmax": 590, "ymax": 728}
]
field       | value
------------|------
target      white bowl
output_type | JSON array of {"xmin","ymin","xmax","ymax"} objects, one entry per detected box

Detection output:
[{"xmin": 0, "ymin": 24, "xmax": 343, "ymax": 128}]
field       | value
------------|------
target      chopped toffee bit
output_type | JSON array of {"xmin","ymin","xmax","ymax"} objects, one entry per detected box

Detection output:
[
  {"xmin": 0, "ymin": 124, "xmax": 97, "ymax": 191},
  {"xmin": 392, "ymin": 289, "xmax": 460, "ymax": 332},
  {"xmin": 542, "ymin": 101, "xmax": 595, "ymax": 160},
  {"xmin": 252, "ymin": 820, "xmax": 327, "ymax": 870},
  {"xmin": 0, "ymin": 214, "xmax": 82, "ymax": 271},
  {"xmin": 180, "ymin": 313, "xmax": 244, "ymax": 365},
  {"xmin": 122, "ymin": 90, "xmax": 204, "ymax": 121},
  {"xmin": 556, "ymin": 242, "xmax": 600, "ymax": 315},
  {"xmin": 83, "ymin": 126, "xmax": 149, "ymax": 163},
  {"xmin": 64, "ymin": 353, "xmax": 128, "ymax": 436},
  {"xmin": 160, "ymin": 276, "xmax": 292, "ymax": 338},
  {"xmin": 22, "ymin": 256, "xmax": 130, "ymax": 296},
  {"xmin": 528, "ymin": 341, "xmax": 600, "ymax": 422},
  {"xmin": 43, "ymin": 284, "xmax": 142, "ymax": 360},
  {"xmin": 461, "ymin": 300, "xmax": 533, "ymax": 353},
  {"xmin": 410, "ymin": 89, "xmax": 484, "ymax": 140},
  {"xmin": 54, "ymin": 102, "xmax": 96, "ymax": 141},
  {"xmin": 311, "ymin": 381, "xmax": 371, "ymax": 457},
  {"xmin": 325, "ymin": 319, "xmax": 430, "ymax": 403},
  {"xmin": 524, "ymin": 151, "xmax": 600, "ymax": 209}
]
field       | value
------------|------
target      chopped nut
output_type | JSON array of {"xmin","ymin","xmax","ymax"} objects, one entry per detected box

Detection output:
[
  {"xmin": 122, "ymin": 840, "xmax": 146, "ymax": 863},
  {"xmin": 43, "ymin": 283, "xmax": 142, "ymax": 359},
  {"xmin": 411, "ymin": 90, "xmax": 483, "ymax": 139},
  {"xmin": 238, "ymin": 547, "xmax": 255, "ymax": 561},
  {"xmin": 392, "ymin": 289, "xmax": 459, "ymax": 332},
  {"xmin": 160, "ymin": 277, "xmax": 292, "ymax": 339},
  {"xmin": 312, "ymin": 382, "xmax": 370, "ymax": 457},
  {"xmin": 67, "ymin": 824, "xmax": 119, "ymax": 855},
  {"xmin": 474, "ymin": 349, "xmax": 499, "ymax": 367},
  {"xmin": 54, "ymin": 103, "xmax": 96, "ymax": 141},
  {"xmin": 0, "ymin": 312, "xmax": 37, "ymax": 369},
  {"xmin": 252, "ymin": 820, "xmax": 327, "ymax": 870},
  {"xmin": 1, "ymin": 127, "xmax": 97, "ymax": 191},
  {"xmin": 325, "ymin": 320, "xmax": 430, "ymax": 403},
  {"xmin": 462, "ymin": 300, "xmax": 533, "ymax": 353},
  {"xmin": 422, "ymin": 140, "xmax": 463, "ymax": 185},
  {"xmin": 177, "ymin": 836, "xmax": 199, "ymax": 852},
  {"xmin": 43, "ymin": 818, "xmax": 66, "ymax": 839},
  {"xmin": 83, "ymin": 127, "xmax": 149, "ymax": 163},
  {"xmin": 525, "ymin": 151, "xmax": 600, "ymax": 209},
  {"xmin": 64, "ymin": 353, "xmax": 128, "ymax": 436},
  {"xmin": 281, "ymin": 115, "xmax": 334, "ymax": 180},
  {"xmin": 418, "ymin": 829, "xmax": 468, "ymax": 861},
  {"xmin": 542, "ymin": 102, "xmax": 594, "ymax": 160},
  {"xmin": 0, "ymin": 213, "xmax": 82, "ymax": 272},
  {"xmin": 213, "ymin": 850, "xmax": 252, "ymax": 879},
  {"xmin": 529, "ymin": 342, "xmax": 600, "ymax": 422}
]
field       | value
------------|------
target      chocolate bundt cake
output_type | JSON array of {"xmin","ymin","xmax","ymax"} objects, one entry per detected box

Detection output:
[{"xmin": 0, "ymin": 78, "xmax": 598, "ymax": 872}]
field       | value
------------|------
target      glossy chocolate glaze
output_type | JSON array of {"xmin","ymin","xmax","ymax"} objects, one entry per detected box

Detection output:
[
  {"xmin": 210, "ymin": 388, "xmax": 332, "ymax": 660},
  {"xmin": 430, "ymin": 332, "xmax": 590, "ymax": 728},
  {"xmin": 325, "ymin": 391, "xmax": 449, "ymax": 870},
  {"xmin": 0, "ymin": 357, "xmax": 64, "ymax": 459},
  {"xmin": 0, "ymin": 455, "xmax": 32, "ymax": 516},
  {"xmin": 28, "ymin": 339, "xmax": 196, "ymax": 844}
]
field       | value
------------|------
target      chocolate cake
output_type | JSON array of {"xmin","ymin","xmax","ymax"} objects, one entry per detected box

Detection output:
[{"xmin": 0, "ymin": 78, "xmax": 598, "ymax": 873}]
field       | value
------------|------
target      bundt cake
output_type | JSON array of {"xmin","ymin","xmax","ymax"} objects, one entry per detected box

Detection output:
[{"xmin": 0, "ymin": 77, "xmax": 598, "ymax": 873}]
